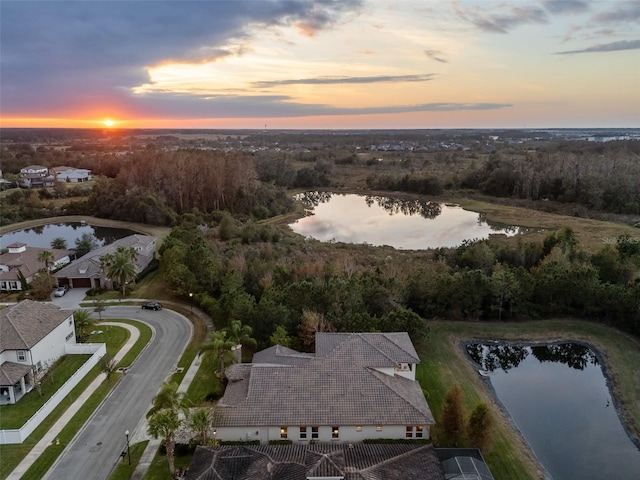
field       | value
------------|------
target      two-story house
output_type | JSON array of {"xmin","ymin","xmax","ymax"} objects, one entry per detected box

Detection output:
[
  {"xmin": 18, "ymin": 165, "xmax": 55, "ymax": 188},
  {"xmin": 0, "ymin": 300, "xmax": 77, "ymax": 404},
  {"xmin": 212, "ymin": 332, "xmax": 435, "ymax": 444},
  {"xmin": 0, "ymin": 243, "xmax": 73, "ymax": 291}
]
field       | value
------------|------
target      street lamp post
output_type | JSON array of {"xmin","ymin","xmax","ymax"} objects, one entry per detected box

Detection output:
[
  {"xmin": 189, "ymin": 292, "xmax": 193, "ymax": 313},
  {"xmin": 125, "ymin": 430, "xmax": 131, "ymax": 465}
]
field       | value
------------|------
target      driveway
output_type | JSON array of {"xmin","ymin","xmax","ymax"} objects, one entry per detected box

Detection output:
[
  {"xmin": 49, "ymin": 287, "xmax": 87, "ymax": 309},
  {"xmin": 43, "ymin": 306, "xmax": 192, "ymax": 480}
]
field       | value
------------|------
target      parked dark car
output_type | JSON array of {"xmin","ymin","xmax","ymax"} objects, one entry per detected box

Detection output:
[
  {"xmin": 53, "ymin": 285, "xmax": 70, "ymax": 297},
  {"xmin": 141, "ymin": 301, "xmax": 162, "ymax": 311}
]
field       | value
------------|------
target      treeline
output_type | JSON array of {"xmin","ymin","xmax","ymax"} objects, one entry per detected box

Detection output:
[
  {"xmin": 74, "ymin": 151, "xmax": 293, "ymax": 225},
  {"xmin": 460, "ymin": 143, "xmax": 640, "ymax": 214},
  {"xmin": 158, "ymin": 220, "xmax": 640, "ymax": 350}
]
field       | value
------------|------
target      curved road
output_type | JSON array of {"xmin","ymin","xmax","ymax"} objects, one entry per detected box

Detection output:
[{"xmin": 44, "ymin": 306, "xmax": 192, "ymax": 480}]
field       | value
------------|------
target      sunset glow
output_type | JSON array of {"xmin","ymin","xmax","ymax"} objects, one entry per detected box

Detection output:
[{"xmin": 1, "ymin": 1, "xmax": 638, "ymax": 129}]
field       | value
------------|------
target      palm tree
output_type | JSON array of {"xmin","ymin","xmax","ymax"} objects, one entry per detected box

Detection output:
[
  {"xmin": 200, "ymin": 330, "xmax": 237, "ymax": 377},
  {"xmin": 226, "ymin": 320, "xmax": 257, "ymax": 363},
  {"xmin": 50, "ymin": 237, "xmax": 67, "ymax": 250},
  {"xmin": 101, "ymin": 247, "xmax": 138, "ymax": 296},
  {"xmin": 37, "ymin": 250, "xmax": 54, "ymax": 288},
  {"xmin": 189, "ymin": 408, "xmax": 213, "ymax": 446},
  {"xmin": 146, "ymin": 382, "xmax": 187, "ymax": 419},
  {"xmin": 148, "ymin": 408, "xmax": 182, "ymax": 477},
  {"xmin": 73, "ymin": 309, "xmax": 97, "ymax": 342}
]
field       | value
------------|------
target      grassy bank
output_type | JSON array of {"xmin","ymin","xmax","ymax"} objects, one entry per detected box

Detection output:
[{"xmin": 419, "ymin": 319, "xmax": 640, "ymax": 480}]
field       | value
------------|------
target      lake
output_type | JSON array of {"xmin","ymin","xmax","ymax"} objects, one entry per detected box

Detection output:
[
  {"xmin": 289, "ymin": 192, "xmax": 522, "ymax": 249},
  {"xmin": 466, "ymin": 342, "xmax": 640, "ymax": 480},
  {"xmin": 0, "ymin": 223, "xmax": 137, "ymax": 250}
]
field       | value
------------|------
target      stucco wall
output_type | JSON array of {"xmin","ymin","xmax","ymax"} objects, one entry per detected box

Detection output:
[{"xmin": 214, "ymin": 424, "xmax": 430, "ymax": 445}]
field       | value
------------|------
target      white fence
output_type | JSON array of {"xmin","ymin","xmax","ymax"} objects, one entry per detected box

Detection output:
[{"xmin": 0, "ymin": 343, "xmax": 106, "ymax": 444}]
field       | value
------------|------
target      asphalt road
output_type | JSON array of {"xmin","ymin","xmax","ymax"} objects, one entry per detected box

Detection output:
[{"xmin": 43, "ymin": 306, "xmax": 192, "ymax": 480}]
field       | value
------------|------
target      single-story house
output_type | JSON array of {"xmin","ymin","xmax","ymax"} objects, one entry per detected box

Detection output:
[
  {"xmin": 54, "ymin": 234, "xmax": 156, "ymax": 289},
  {"xmin": 212, "ymin": 332, "xmax": 435, "ymax": 444},
  {"xmin": 52, "ymin": 166, "xmax": 92, "ymax": 183},
  {"xmin": 0, "ymin": 300, "xmax": 77, "ymax": 404},
  {"xmin": 0, "ymin": 243, "xmax": 73, "ymax": 291},
  {"xmin": 186, "ymin": 444, "xmax": 496, "ymax": 480}
]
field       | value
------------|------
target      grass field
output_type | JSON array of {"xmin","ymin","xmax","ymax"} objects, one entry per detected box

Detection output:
[{"xmin": 419, "ymin": 319, "xmax": 640, "ymax": 480}]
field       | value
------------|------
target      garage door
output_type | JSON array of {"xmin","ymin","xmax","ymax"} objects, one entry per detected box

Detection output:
[{"xmin": 72, "ymin": 278, "xmax": 92, "ymax": 288}]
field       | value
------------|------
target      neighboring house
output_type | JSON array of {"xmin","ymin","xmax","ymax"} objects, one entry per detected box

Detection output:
[
  {"xmin": 0, "ymin": 243, "xmax": 73, "ymax": 291},
  {"xmin": 52, "ymin": 166, "xmax": 92, "ymax": 183},
  {"xmin": 212, "ymin": 332, "xmax": 435, "ymax": 444},
  {"xmin": 18, "ymin": 165, "xmax": 55, "ymax": 188},
  {"xmin": 186, "ymin": 444, "xmax": 448, "ymax": 480},
  {"xmin": 187, "ymin": 445, "xmax": 495, "ymax": 480},
  {"xmin": 54, "ymin": 234, "xmax": 156, "ymax": 289},
  {"xmin": 0, "ymin": 300, "xmax": 76, "ymax": 404}
]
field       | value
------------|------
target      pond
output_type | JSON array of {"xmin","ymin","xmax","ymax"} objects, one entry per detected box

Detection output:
[
  {"xmin": 289, "ymin": 192, "xmax": 522, "ymax": 249},
  {"xmin": 466, "ymin": 342, "xmax": 640, "ymax": 480},
  {"xmin": 0, "ymin": 223, "xmax": 138, "ymax": 250}
]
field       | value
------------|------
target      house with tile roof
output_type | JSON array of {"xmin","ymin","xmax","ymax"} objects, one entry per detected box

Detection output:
[
  {"xmin": 212, "ymin": 332, "xmax": 435, "ymax": 444},
  {"xmin": 0, "ymin": 300, "xmax": 76, "ymax": 404},
  {"xmin": 54, "ymin": 234, "xmax": 156, "ymax": 289},
  {"xmin": 0, "ymin": 243, "xmax": 73, "ymax": 291},
  {"xmin": 186, "ymin": 443, "xmax": 447, "ymax": 480}
]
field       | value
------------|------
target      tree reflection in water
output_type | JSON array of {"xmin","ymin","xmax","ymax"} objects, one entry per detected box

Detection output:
[{"xmin": 467, "ymin": 342, "xmax": 599, "ymax": 372}]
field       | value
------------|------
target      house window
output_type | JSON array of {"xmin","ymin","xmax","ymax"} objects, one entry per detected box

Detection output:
[
  {"xmin": 376, "ymin": 425, "xmax": 382, "ymax": 432},
  {"xmin": 332, "ymin": 427, "xmax": 340, "ymax": 439},
  {"xmin": 300, "ymin": 427, "xmax": 307, "ymax": 440},
  {"xmin": 69, "ymin": 318, "xmax": 73, "ymax": 326},
  {"xmin": 356, "ymin": 425, "xmax": 362, "ymax": 432},
  {"xmin": 311, "ymin": 427, "xmax": 319, "ymax": 439},
  {"xmin": 406, "ymin": 426, "xmax": 413, "ymax": 438},
  {"xmin": 17, "ymin": 350, "xmax": 26, "ymax": 361},
  {"xmin": 280, "ymin": 427, "xmax": 288, "ymax": 439},
  {"xmin": 416, "ymin": 425, "xmax": 424, "ymax": 438}
]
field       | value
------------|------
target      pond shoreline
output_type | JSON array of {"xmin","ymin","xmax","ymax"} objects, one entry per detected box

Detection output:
[{"xmin": 462, "ymin": 338, "xmax": 640, "ymax": 452}]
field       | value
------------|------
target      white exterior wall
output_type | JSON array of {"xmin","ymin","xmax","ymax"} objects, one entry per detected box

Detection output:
[
  {"xmin": 215, "ymin": 423, "xmax": 429, "ymax": 445},
  {"xmin": 29, "ymin": 314, "xmax": 76, "ymax": 369},
  {"xmin": 371, "ymin": 364, "xmax": 416, "ymax": 381}
]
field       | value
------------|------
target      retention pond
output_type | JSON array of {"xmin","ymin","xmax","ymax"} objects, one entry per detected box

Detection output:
[{"xmin": 466, "ymin": 342, "xmax": 640, "ymax": 479}]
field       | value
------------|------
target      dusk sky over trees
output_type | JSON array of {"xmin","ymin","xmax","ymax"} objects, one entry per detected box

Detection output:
[{"xmin": 1, "ymin": 0, "xmax": 638, "ymax": 129}]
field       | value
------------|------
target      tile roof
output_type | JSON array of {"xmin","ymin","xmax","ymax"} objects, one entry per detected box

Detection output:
[
  {"xmin": 186, "ymin": 444, "xmax": 446, "ymax": 480},
  {"xmin": 0, "ymin": 361, "xmax": 32, "ymax": 386},
  {"xmin": 54, "ymin": 234, "xmax": 155, "ymax": 279},
  {"xmin": 215, "ymin": 333, "xmax": 434, "ymax": 428},
  {"xmin": 0, "ymin": 246, "xmax": 74, "ymax": 280},
  {"xmin": 0, "ymin": 300, "xmax": 73, "ymax": 352}
]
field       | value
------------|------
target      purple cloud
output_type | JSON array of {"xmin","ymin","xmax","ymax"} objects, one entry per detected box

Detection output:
[{"xmin": 554, "ymin": 39, "xmax": 640, "ymax": 54}]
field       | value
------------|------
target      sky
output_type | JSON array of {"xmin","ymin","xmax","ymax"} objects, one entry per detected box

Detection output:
[{"xmin": 1, "ymin": 0, "xmax": 639, "ymax": 129}]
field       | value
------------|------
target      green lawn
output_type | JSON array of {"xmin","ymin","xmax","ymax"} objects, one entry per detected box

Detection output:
[
  {"xmin": 109, "ymin": 441, "xmax": 149, "ymax": 480},
  {"xmin": 0, "ymin": 355, "xmax": 90, "ymax": 429},
  {"xmin": 0, "ymin": 321, "xmax": 151, "ymax": 480},
  {"xmin": 418, "ymin": 319, "xmax": 640, "ymax": 480}
]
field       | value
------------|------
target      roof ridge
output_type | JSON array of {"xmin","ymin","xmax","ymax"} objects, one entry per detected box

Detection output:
[
  {"xmin": 5, "ymin": 310, "xmax": 29, "ymax": 350},
  {"xmin": 358, "ymin": 333, "xmax": 401, "ymax": 365},
  {"xmin": 382, "ymin": 332, "xmax": 418, "ymax": 359},
  {"xmin": 367, "ymin": 369, "xmax": 430, "ymax": 420},
  {"xmin": 360, "ymin": 444, "xmax": 428, "ymax": 474}
]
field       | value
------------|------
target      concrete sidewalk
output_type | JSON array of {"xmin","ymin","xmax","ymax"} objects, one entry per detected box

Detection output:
[
  {"xmin": 7, "ymin": 322, "xmax": 140, "ymax": 480},
  {"xmin": 130, "ymin": 351, "xmax": 203, "ymax": 479}
]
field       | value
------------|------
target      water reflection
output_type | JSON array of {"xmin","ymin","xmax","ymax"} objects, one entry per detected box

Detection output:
[
  {"xmin": 291, "ymin": 192, "xmax": 522, "ymax": 250},
  {"xmin": 0, "ymin": 223, "xmax": 137, "ymax": 250},
  {"xmin": 467, "ymin": 342, "xmax": 640, "ymax": 480},
  {"xmin": 467, "ymin": 343, "xmax": 599, "ymax": 372}
]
